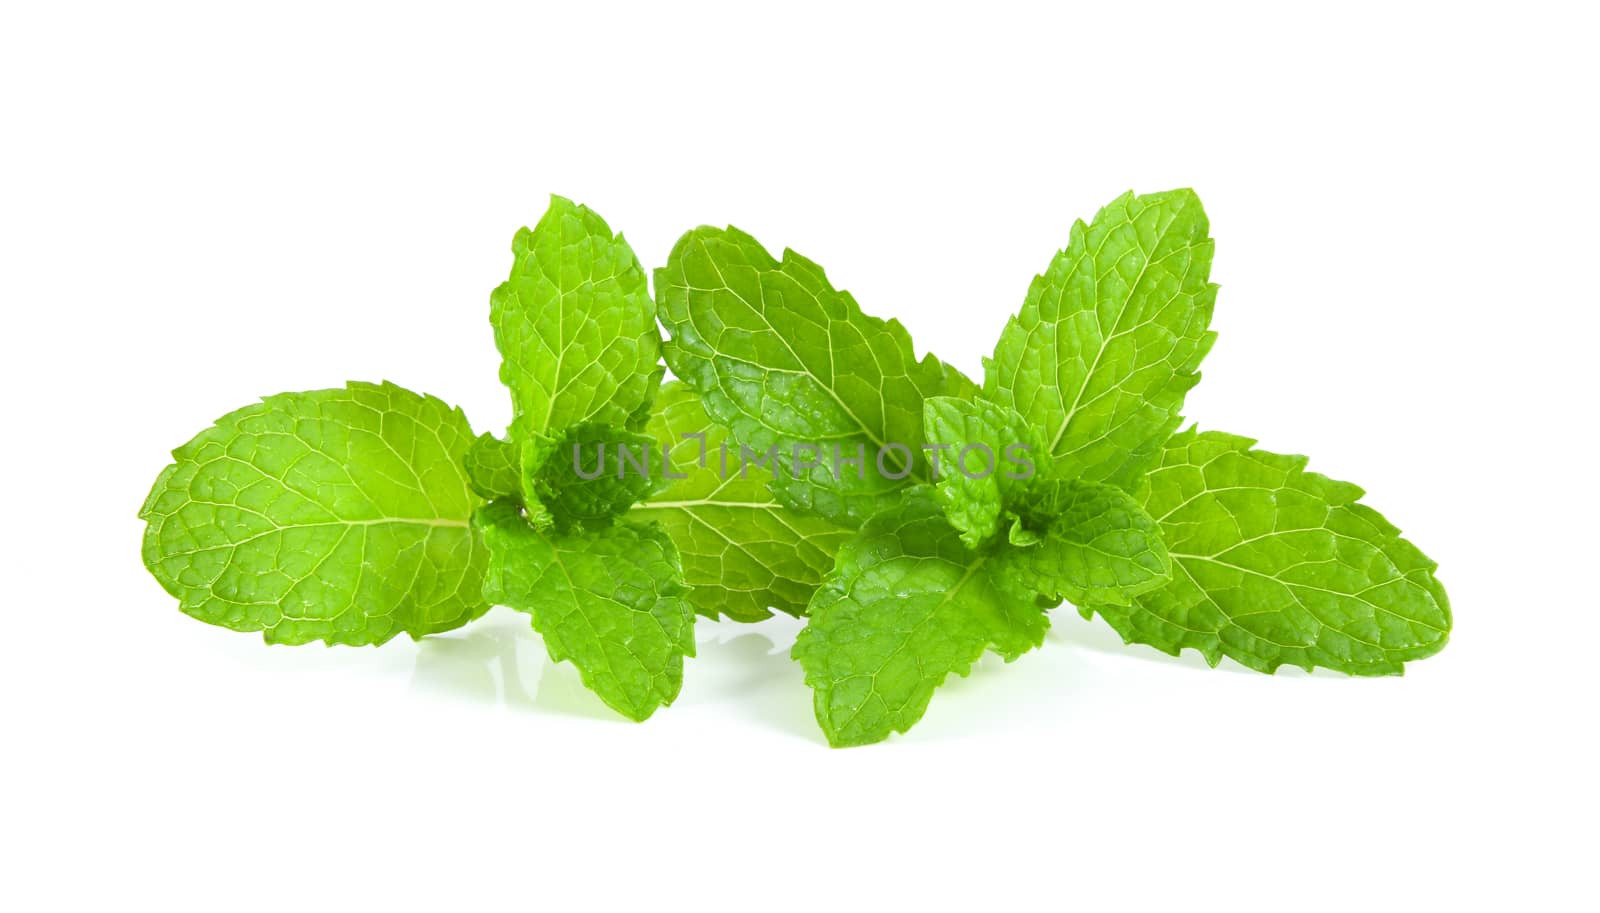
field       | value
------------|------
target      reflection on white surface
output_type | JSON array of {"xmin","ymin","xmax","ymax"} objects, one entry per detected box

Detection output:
[{"xmin": 406, "ymin": 607, "xmax": 820, "ymax": 734}]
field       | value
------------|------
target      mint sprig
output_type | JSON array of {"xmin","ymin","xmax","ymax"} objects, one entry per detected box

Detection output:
[{"xmin": 141, "ymin": 189, "xmax": 1451, "ymax": 744}]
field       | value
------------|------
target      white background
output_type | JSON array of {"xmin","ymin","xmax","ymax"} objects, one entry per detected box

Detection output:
[{"xmin": 4, "ymin": 2, "xmax": 1595, "ymax": 910}]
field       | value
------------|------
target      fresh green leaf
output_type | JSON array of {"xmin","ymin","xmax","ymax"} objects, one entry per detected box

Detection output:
[
  {"xmin": 139, "ymin": 381, "xmax": 488, "ymax": 645},
  {"xmin": 1085, "ymin": 428, "xmax": 1451, "ymax": 674},
  {"xmin": 492, "ymin": 195, "xmax": 662, "ymax": 440},
  {"xmin": 985, "ymin": 189, "xmax": 1217, "ymax": 489},
  {"xmin": 656, "ymin": 225, "xmax": 958, "ymax": 526},
  {"xmin": 477, "ymin": 500, "xmax": 695, "ymax": 721},
  {"xmin": 636, "ymin": 382, "xmax": 851, "ymax": 621},
  {"xmin": 999, "ymin": 479, "xmax": 1170, "ymax": 607},
  {"xmin": 465, "ymin": 433, "xmax": 521, "ymax": 499},
  {"xmin": 793, "ymin": 489, "xmax": 1048, "ymax": 747},
  {"xmin": 524, "ymin": 423, "xmax": 661, "ymax": 532},
  {"xmin": 922, "ymin": 395, "xmax": 1042, "ymax": 547}
]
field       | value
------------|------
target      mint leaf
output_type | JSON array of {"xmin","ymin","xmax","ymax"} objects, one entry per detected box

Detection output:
[
  {"xmin": 922, "ymin": 395, "xmax": 1042, "ymax": 547},
  {"xmin": 1000, "ymin": 479, "xmax": 1170, "ymax": 607},
  {"xmin": 525, "ymin": 423, "xmax": 661, "ymax": 532},
  {"xmin": 1086, "ymin": 428, "xmax": 1451, "ymax": 674},
  {"xmin": 477, "ymin": 501, "xmax": 694, "ymax": 720},
  {"xmin": 139, "ymin": 382, "xmax": 488, "ymax": 645},
  {"xmin": 792, "ymin": 489, "xmax": 1048, "ymax": 747},
  {"xmin": 636, "ymin": 382, "xmax": 850, "ymax": 621},
  {"xmin": 656, "ymin": 226, "xmax": 957, "ymax": 525},
  {"xmin": 492, "ymin": 195, "xmax": 663, "ymax": 440},
  {"xmin": 465, "ymin": 433, "xmax": 521, "ymax": 499},
  {"xmin": 986, "ymin": 189, "xmax": 1217, "ymax": 489}
]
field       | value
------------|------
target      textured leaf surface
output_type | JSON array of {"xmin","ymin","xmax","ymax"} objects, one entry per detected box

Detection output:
[
  {"xmin": 986, "ymin": 189, "xmax": 1217, "ymax": 488},
  {"xmin": 478, "ymin": 501, "xmax": 694, "ymax": 720},
  {"xmin": 140, "ymin": 382, "xmax": 488, "ymax": 645},
  {"xmin": 491, "ymin": 196, "xmax": 662, "ymax": 439},
  {"xmin": 1086, "ymin": 428, "xmax": 1451, "ymax": 674},
  {"xmin": 636, "ymin": 383, "xmax": 849, "ymax": 620},
  {"xmin": 922, "ymin": 395, "xmax": 1041, "ymax": 547},
  {"xmin": 464, "ymin": 433, "xmax": 521, "ymax": 499},
  {"xmin": 656, "ymin": 225, "xmax": 957, "ymax": 525},
  {"xmin": 793, "ymin": 490, "xmax": 1048, "ymax": 747},
  {"xmin": 526, "ymin": 423, "xmax": 661, "ymax": 532},
  {"xmin": 1001, "ymin": 480, "xmax": 1170, "ymax": 607}
]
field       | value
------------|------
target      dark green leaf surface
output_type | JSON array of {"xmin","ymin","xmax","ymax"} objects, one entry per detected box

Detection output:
[
  {"xmin": 478, "ymin": 501, "xmax": 694, "ymax": 721},
  {"xmin": 656, "ymin": 225, "xmax": 959, "ymax": 526},
  {"xmin": 792, "ymin": 490, "xmax": 1048, "ymax": 746},
  {"xmin": 526, "ymin": 423, "xmax": 661, "ymax": 532},
  {"xmin": 637, "ymin": 382, "xmax": 850, "ymax": 621},
  {"xmin": 1086, "ymin": 428, "xmax": 1451, "ymax": 674},
  {"xmin": 986, "ymin": 189, "xmax": 1217, "ymax": 489},
  {"xmin": 140, "ymin": 382, "xmax": 488, "ymax": 645}
]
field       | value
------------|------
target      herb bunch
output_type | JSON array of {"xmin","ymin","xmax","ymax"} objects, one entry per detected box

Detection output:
[{"xmin": 141, "ymin": 190, "xmax": 1451, "ymax": 746}]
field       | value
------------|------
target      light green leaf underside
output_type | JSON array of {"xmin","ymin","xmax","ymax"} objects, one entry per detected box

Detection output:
[
  {"xmin": 139, "ymin": 381, "xmax": 488, "ymax": 646},
  {"xmin": 922, "ymin": 395, "xmax": 1042, "ymax": 547},
  {"xmin": 656, "ymin": 225, "xmax": 961, "ymax": 526},
  {"xmin": 638, "ymin": 382, "xmax": 850, "ymax": 621},
  {"xmin": 491, "ymin": 195, "xmax": 662, "ymax": 440},
  {"xmin": 986, "ymin": 189, "xmax": 1217, "ymax": 489},
  {"xmin": 1000, "ymin": 479, "xmax": 1171, "ymax": 607},
  {"xmin": 793, "ymin": 489, "xmax": 1048, "ymax": 747},
  {"xmin": 1086, "ymin": 428, "xmax": 1451, "ymax": 674},
  {"xmin": 478, "ymin": 501, "xmax": 694, "ymax": 721}
]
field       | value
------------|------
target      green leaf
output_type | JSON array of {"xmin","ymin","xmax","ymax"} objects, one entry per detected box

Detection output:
[
  {"xmin": 999, "ymin": 479, "xmax": 1170, "ymax": 607},
  {"xmin": 491, "ymin": 195, "xmax": 662, "ymax": 440},
  {"xmin": 792, "ymin": 489, "xmax": 1048, "ymax": 747},
  {"xmin": 525, "ymin": 423, "xmax": 661, "ymax": 533},
  {"xmin": 139, "ymin": 382, "xmax": 489, "ymax": 646},
  {"xmin": 464, "ymin": 433, "xmax": 521, "ymax": 499},
  {"xmin": 985, "ymin": 189, "xmax": 1217, "ymax": 489},
  {"xmin": 477, "ymin": 500, "xmax": 695, "ymax": 721},
  {"xmin": 636, "ymin": 382, "xmax": 851, "ymax": 621},
  {"xmin": 922, "ymin": 395, "xmax": 1042, "ymax": 547},
  {"xmin": 656, "ymin": 225, "xmax": 957, "ymax": 526},
  {"xmin": 1085, "ymin": 428, "xmax": 1451, "ymax": 674}
]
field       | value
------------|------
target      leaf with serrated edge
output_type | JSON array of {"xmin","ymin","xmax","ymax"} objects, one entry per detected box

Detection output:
[
  {"xmin": 139, "ymin": 382, "xmax": 489, "ymax": 645},
  {"xmin": 528, "ymin": 423, "xmax": 661, "ymax": 533},
  {"xmin": 492, "ymin": 195, "xmax": 661, "ymax": 440},
  {"xmin": 465, "ymin": 433, "xmax": 521, "ymax": 499},
  {"xmin": 792, "ymin": 489, "xmax": 1047, "ymax": 747},
  {"xmin": 922, "ymin": 395, "xmax": 1042, "ymax": 547},
  {"xmin": 656, "ymin": 225, "xmax": 957, "ymax": 526},
  {"xmin": 1085, "ymin": 428, "xmax": 1451, "ymax": 674},
  {"xmin": 477, "ymin": 501, "xmax": 694, "ymax": 721},
  {"xmin": 636, "ymin": 382, "xmax": 851, "ymax": 621},
  {"xmin": 999, "ymin": 479, "xmax": 1171, "ymax": 607},
  {"xmin": 986, "ymin": 189, "xmax": 1217, "ymax": 489}
]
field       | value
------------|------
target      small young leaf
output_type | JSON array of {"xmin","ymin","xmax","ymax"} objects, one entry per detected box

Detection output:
[
  {"xmin": 525, "ymin": 423, "xmax": 661, "ymax": 532},
  {"xmin": 139, "ymin": 382, "xmax": 488, "ymax": 645},
  {"xmin": 792, "ymin": 489, "xmax": 1048, "ymax": 747},
  {"xmin": 986, "ymin": 189, "xmax": 1217, "ymax": 489},
  {"xmin": 998, "ymin": 479, "xmax": 1171, "ymax": 607},
  {"xmin": 1085, "ymin": 428, "xmax": 1451, "ymax": 674},
  {"xmin": 636, "ymin": 382, "xmax": 851, "ymax": 621},
  {"xmin": 491, "ymin": 196, "xmax": 662, "ymax": 440},
  {"xmin": 656, "ymin": 225, "xmax": 964, "ymax": 525},
  {"xmin": 922, "ymin": 395, "xmax": 1042, "ymax": 547},
  {"xmin": 477, "ymin": 501, "xmax": 695, "ymax": 721},
  {"xmin": 465, "ymin": 433, "xmax": 521, "ymax": 499}
]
